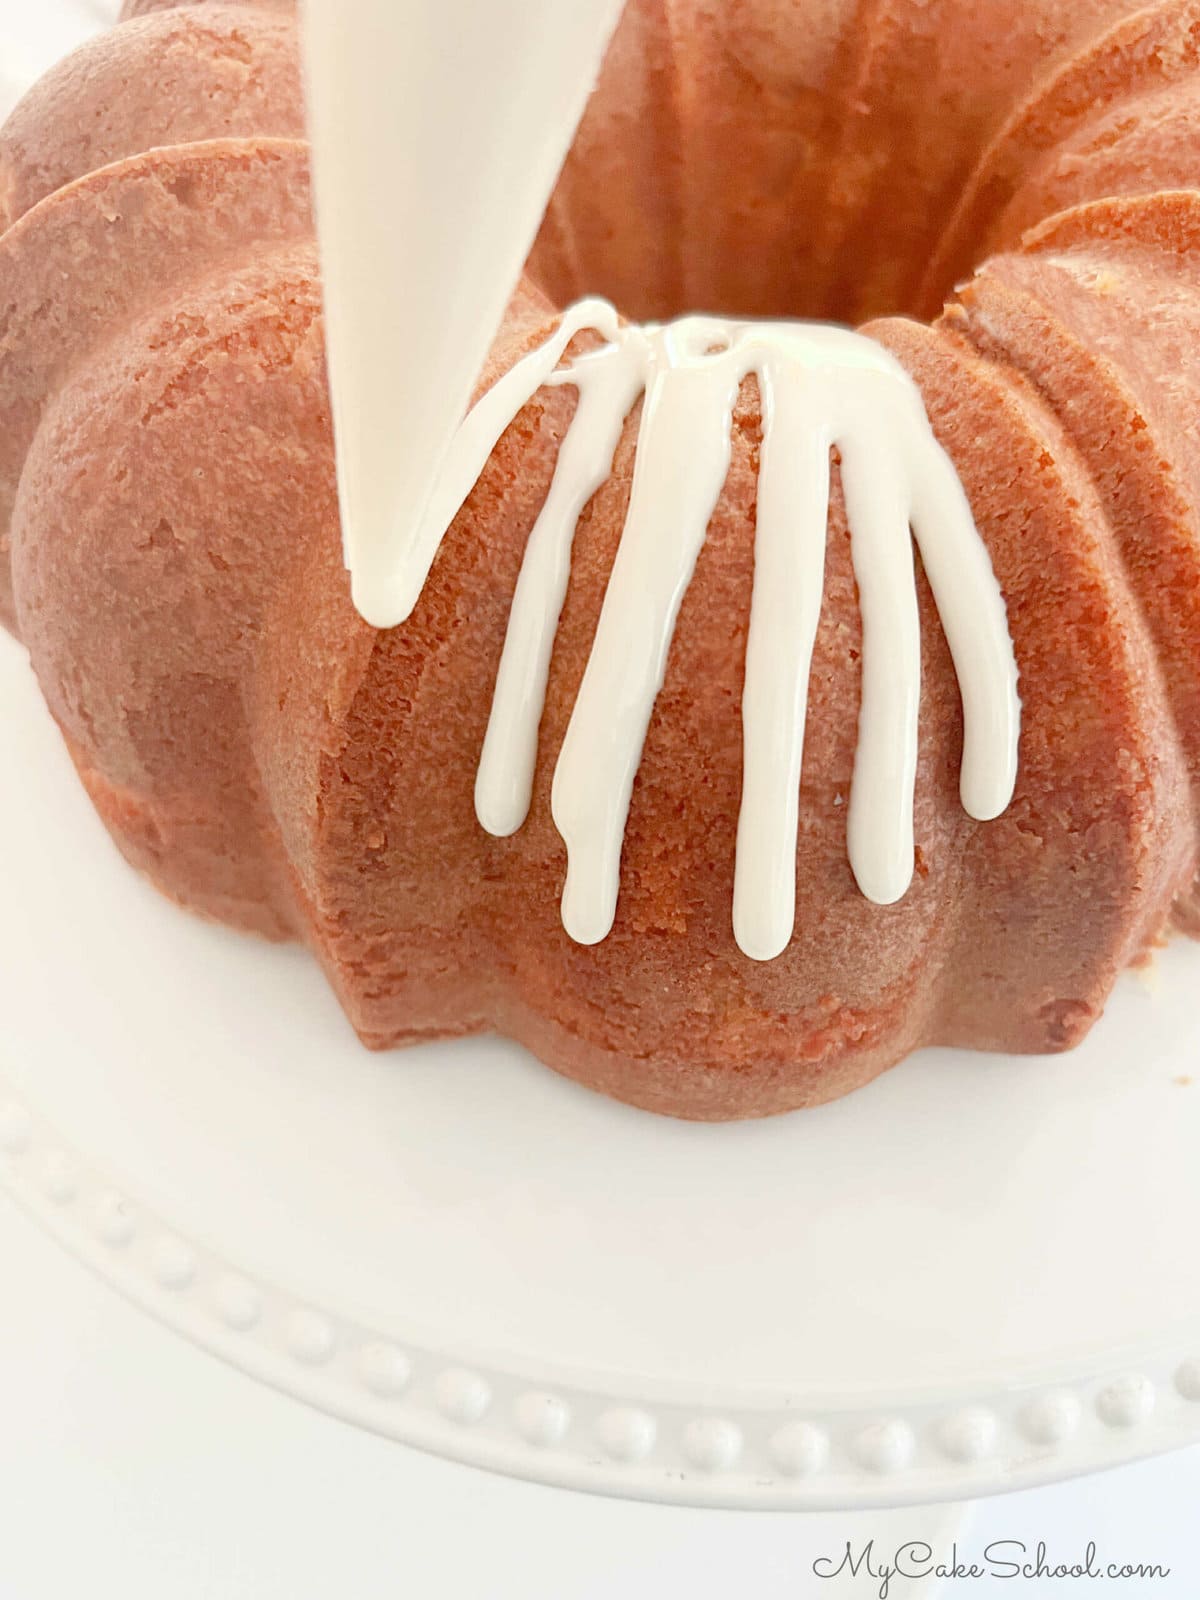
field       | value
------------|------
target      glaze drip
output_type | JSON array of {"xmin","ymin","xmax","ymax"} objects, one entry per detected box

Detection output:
[{"xmin": 376, "ymin": 302, "xmax": 1021, "ymax": 963}]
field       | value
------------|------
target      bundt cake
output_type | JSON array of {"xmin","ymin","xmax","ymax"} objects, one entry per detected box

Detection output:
[{"xmin": 2, "ymin": 0, "xmax": 1200, "ymax": 1119}]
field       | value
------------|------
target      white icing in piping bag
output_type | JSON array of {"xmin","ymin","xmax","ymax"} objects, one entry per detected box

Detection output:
[{"xmin": 298, "ymin": 0, "xmax": 626, "ymax": 629}]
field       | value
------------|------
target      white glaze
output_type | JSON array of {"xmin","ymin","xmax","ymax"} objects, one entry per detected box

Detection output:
[
  {"xmin": 299, "ymin": 0, "xmax": 626, "ymax": 629},
  {"xmin": 433, "ymin": 308, "xmax": 1019, "ymax": 961},
  {"xmin": 299, "ymin": 0, "xmax": 1018, "ymax": 963}
]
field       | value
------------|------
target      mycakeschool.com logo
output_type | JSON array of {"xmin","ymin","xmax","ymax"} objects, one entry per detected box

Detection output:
[{"xmin": 812, "ymin": 1540, "xmax": 1170, "ymax": 1597}]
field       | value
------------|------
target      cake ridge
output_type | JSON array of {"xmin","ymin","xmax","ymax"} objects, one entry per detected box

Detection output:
[
  {"xmin": 0, "ymin": 137, "xmax": 312, "ymax": 633},
  {"xmin": 919, "ymin": 0, "xmax": 1200, "ymax": 313},
  {"xmin": 0, "ymin": 1, "xmax": 303, "ymax": 234},
  {"xmin": 950, "ymin": 190, "xmax": 1200, "ymax": 894}
]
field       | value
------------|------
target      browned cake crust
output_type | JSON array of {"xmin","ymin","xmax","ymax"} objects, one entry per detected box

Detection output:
[{"xmin": 3, "ymin": 0, "xmax": 1200, "ymax": 1117}]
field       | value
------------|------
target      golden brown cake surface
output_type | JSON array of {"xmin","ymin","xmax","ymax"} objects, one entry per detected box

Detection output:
[{"xmin": 3, "ymin": 0, "xmax": 1200, "ymax": 1117}]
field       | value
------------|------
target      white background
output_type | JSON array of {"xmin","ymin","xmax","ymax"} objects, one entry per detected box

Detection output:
[
  {"xmin": 1, "ymin": 3, "xmax": 1197, "ymax": 1595},
  {"xmin": 1, "ymin": 1189, "xmax": 1197, "ymax": 1599}
]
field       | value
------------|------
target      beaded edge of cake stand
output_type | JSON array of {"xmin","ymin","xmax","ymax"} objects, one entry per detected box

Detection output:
[{"xmin": 0, "ymin": 1089, "xmax": 1195, "ymax": 1509}]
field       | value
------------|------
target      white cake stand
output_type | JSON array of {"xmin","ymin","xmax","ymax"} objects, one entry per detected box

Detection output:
[{"xmin": 2, "ymin": 631, "xmax": 1199, "ymax": 1510}]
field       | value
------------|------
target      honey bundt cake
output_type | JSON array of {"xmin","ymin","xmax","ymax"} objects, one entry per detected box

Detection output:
[{"xmin": 3, "ymin": 0, "xmax": 1200, "ymax": 1119}]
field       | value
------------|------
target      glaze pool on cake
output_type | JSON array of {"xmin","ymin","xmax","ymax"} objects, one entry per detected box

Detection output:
[{"xmin": 3, "ymin": 0, "xmax": 1200, "ymax": 1119}]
